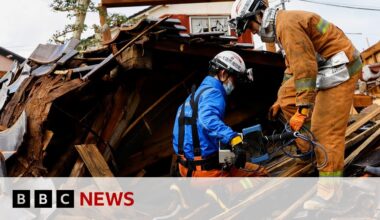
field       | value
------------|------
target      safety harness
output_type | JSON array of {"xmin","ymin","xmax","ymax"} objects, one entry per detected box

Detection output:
[{"xmin": 177, "ymin": 85, "xmax": 220, "ymax": 177}]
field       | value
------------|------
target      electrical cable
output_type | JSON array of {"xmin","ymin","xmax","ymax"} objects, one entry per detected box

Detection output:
[
  {"xmin": 265, "ymin": 123, "xmax": 328, "ymax": 169},
  {"xmin": 285, "ymin": 123, "xmax": 328, "ymax": 168}
]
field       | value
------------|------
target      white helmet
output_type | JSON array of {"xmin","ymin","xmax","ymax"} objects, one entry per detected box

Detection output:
[
  {"xmin": 209, "ymin": 51, "xmax": 254, "ymax": 82},
  {"xmin": 229, "ymin": 0, "xmax": 268, "ymax": 35}
]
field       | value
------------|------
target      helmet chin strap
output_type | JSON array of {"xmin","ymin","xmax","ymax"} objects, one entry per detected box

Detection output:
[
  {"xmin": 253, "ymin": 13, "xmax": 262, "ymax": 26},
  {"xmin": 253, "ymin": 17, "xmax": 262, "ymax": 26},
  {"xmin": 216, "ymin": 71, "xmax": 229, "ymax": 83},
  {"xmin": 258, "ymin": 7, "xmax": 277, "ymax": 43}
]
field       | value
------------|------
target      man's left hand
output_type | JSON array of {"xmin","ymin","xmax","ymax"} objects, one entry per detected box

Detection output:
[{"xmin": 289, "ymin": 108, "xmax": 309, "ymax": 131}]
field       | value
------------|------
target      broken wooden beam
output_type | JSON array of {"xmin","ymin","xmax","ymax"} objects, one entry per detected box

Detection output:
[
  {"xmin": 121, "ymin": 72, "xmax": 194, "ymax": 138},
  {"xmin": 75, "ymin": 144, "xmax": 114, "ymax": 177},
  {"xmin": 82, "ymin": 16, "xmax": 169, "ymax": 80},
  {"xmin": 42, "ymin": 130, "xmax": 54, "ymax": 152},
  {"xmin": 274, "ymin": 186, "xmax": 316, "ymax": 220},
  {"xmin": 346, "ymin": 120, "xmax": 380, "ymax": 150},
  {"xmin": 345, "ymin": 104, "xmax": 380, "ymax": 137},
  {"xmin": 345, "ymin": 127, "xmax": 380, "ymax": 166}
]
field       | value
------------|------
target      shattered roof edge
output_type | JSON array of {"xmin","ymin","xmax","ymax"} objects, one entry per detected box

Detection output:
[{"xmin": 0, "ymin": 47, "xmax": 25, "ymax": 63}]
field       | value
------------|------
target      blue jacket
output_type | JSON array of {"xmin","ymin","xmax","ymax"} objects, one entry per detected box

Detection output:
[{"xmin": 172, "ymin": 76, "xmax": 237, "ymax": 159}]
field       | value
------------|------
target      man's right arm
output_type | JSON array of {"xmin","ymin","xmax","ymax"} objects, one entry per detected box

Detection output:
[{"xmin": 198, "ymin": 89, "xmax": 237, "ymax": 145}]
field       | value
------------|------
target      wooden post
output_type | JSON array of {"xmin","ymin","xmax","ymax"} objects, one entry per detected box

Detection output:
[{"xmin": 99, "ymin": 4, "xmax": 112, "ymax": 43}]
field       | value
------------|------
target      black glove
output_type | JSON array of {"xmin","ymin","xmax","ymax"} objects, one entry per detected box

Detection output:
[{"xmin": 232, "ymin": 143, "xmax": 247, "ymax": 169}]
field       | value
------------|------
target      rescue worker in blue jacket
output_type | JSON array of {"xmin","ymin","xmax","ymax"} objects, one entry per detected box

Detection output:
[{"xmin": 172, "ymin": 51, "xmax": 267, "ymax": 177}]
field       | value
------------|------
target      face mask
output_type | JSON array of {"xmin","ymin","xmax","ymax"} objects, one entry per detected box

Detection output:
[{"xmin": 223, "ymin": 79, "xmax": 235, "ymax": 95}]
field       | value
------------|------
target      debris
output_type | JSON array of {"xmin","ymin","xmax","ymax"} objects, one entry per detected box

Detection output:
[
  {"xmin": 75, "ymin": 144, "xmax": 114, "ymax": 177},
  {"xmin": 0, "ymin": 111, "xmax": 27, "ymax": 159},
  {"xmin": 28, "ymin": 39, "xmax": 80, "ymax": 64},
  {"xmin": 3, "ymin": 15, "xmax": 379, "ymax": 179},
  {"xmin": 0, "ymin": 17, "xmax": 284, "ymax": 177},
  {"xmin": 345, "ymin": 125, "xmax": 380, "ymax": 166}
]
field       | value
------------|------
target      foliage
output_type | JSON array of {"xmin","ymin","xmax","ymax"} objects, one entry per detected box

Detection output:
[
  {"xmin": 50, "ymin": 0, "xmax": 132, "ymax": 48},
  {"xmin": 106, "ymin": 13, "xmax": 130, "ymax": 27},
  {"xmin": 50, "ymin": 0, "xmax": 97, "ymax": 17}
]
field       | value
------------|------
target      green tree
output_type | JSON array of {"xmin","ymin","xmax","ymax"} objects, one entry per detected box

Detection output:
[{"xmin": 50, "ymin": 0, "xmax": 130, "ymax": 49}]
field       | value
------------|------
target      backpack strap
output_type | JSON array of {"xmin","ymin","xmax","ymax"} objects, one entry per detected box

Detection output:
[{"xmin": 177, "ymin": 85, "xmax": 212, "ymax": 176}]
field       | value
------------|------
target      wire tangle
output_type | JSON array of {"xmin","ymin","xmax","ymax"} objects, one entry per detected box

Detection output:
[{"xmin": 266, "ymin": 123, "xmax": 328, "ymax": 169}]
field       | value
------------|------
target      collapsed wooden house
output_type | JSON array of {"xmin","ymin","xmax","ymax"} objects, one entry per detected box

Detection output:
[
  {"xmin": 1, "ymin": 17, "xmax": 380, "ymax": 177},
  {"xmin": 0, "ymin": 18, "xmax": 285, "ymax": 177}
]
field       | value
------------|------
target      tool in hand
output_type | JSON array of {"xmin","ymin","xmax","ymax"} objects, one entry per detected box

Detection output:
[{"xmin": 241, "ymin": 123, "xmax": 328, "ymax": 168}]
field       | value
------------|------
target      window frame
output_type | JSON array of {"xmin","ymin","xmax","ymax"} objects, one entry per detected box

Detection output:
[{"xmin": 189, "ymin": 15, "xmax": 231, "ymax": 35}]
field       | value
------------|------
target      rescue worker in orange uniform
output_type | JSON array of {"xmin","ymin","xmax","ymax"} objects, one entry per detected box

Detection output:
[
  {"xmin": 230, "ymin": 0, "xmax": 362, "ymax": 208},
  {"xmin": 172, "ymin": 51, "xmax": 267, "ymax": 177}
]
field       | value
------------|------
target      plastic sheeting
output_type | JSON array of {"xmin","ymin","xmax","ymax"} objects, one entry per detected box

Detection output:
[{"xmin": 0, "ymin": 111, "xmax": 27, "ymax": 156}]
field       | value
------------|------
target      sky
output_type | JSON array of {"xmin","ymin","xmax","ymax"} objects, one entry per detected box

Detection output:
[
  {"xmin": 0, "ymin": 0, "xmax": 379, "ymax": 57},
  {"xmin": 0, "ymin": 0, "xmax": 146, "ymax": 57}
]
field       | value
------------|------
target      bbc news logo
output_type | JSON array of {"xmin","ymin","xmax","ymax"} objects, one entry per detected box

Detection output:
[
  {"xmin": 13, "ymin": 190, "xmax": 74, "ymax": 208},
  {"xmin": 13, "ymin": 190, "xmax": 134, "ymax": 208}
]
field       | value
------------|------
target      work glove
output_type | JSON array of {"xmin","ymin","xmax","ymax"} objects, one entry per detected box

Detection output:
[
  {"xmin": 230, "ymin": 136, "xmax": 247, "ymax": 169},
  {"xmin": 289, "ymin": 107, "xmax": 309, "ymax": 131},
  {"xmin": 268, "ymin": 102, "xmax": 281, "ymax": 121}
]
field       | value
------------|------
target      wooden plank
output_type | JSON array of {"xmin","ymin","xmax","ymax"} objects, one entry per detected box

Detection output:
[
  {"xmin": 120, "ymin": 72, "xmax": 194, "ymax": 139},
  {"xmin": 82, "ymin": 16, "xmax": 169, "ymax": 80},
  {"xmin": 345, "ymin": 127, "xmax": 380, "ymax": 166},
  {"xmin": 42, "ymin": 130, "xmax": 54, "ymax": 151},
  {"xmin": 267, "ymin": 106, "xmax": 380, "ymax": 176},
  {"xmin": 101, "ymin": 0, "xmax": 232, "ymax": 7},
  {"xmin": 267, "ymin": 157, "xmax": 293, "ymax": 173},
  {"xmin": 210, "ymin": 179, "xmax": 286, "ymax": 220},
  {"xmin": 280, "ymin": 164, "xmax": 312, "ymax": 177},
  {"xmin": 70, "ymin": 86, "xmax": 140, "ymax": 177},
  {"xmin": 47, "ymin": 78, "xmax": 86, "ymax": 102},
  {"xmin": 346, "ymin": 121, "xmax": 380, "ymax": 150},
  {"xmin": 289, "ymin": 164, "xmax": 313, "ymax": 177},
  {"xmin": 75, "ymin": 144, "xmax": 114, "ymax": 177},
  {"xmin": 350, "ymin": 104, "xmax": 358, "ymax": 115},
  {"xmin": 272, "ymin": 118, "xmax": 380, "ymax": 176},
  {"xmin": 274, "ymin": 186, "xmax": 316, "ymax": 220},
  {"xmin": 345, "ymin": 104, "xmax": 380, "ymax": 137},
  {"xmin": 148, "ymin": 40, "xmax": 285, "ymax": 68},
  {"xmin": 69, "ymin": 160, "xmax": 86, "ymax": 177},
  {"xmin": 0, "ymin": 76, "xmax": 34, "ymax": 126},
  {"xmin": 361, "ymin": 41, "xmax": 380, "ymax": 65},
  {"xmin": 98, "ymin": 5, "xmax": 111, "ymax": 42},
  {"xmin": 353, "ymin": 94, "xmax": 373, "ymax": 108},
  {"xmin": 108, "ymin": 85, "xmax": 141, "ymax": 148},
  {"xmin": 70, "ymin": 103, "xmax": 110, "ymax": 177},
  {"xmin": 98, "ymin": 91, "xmax": 126, "ymax": 152}
]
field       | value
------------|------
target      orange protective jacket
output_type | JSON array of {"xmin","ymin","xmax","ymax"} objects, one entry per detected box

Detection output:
[{"xmin": 275, "ymin": 10, "xmax": 360, "ymax": 106}]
